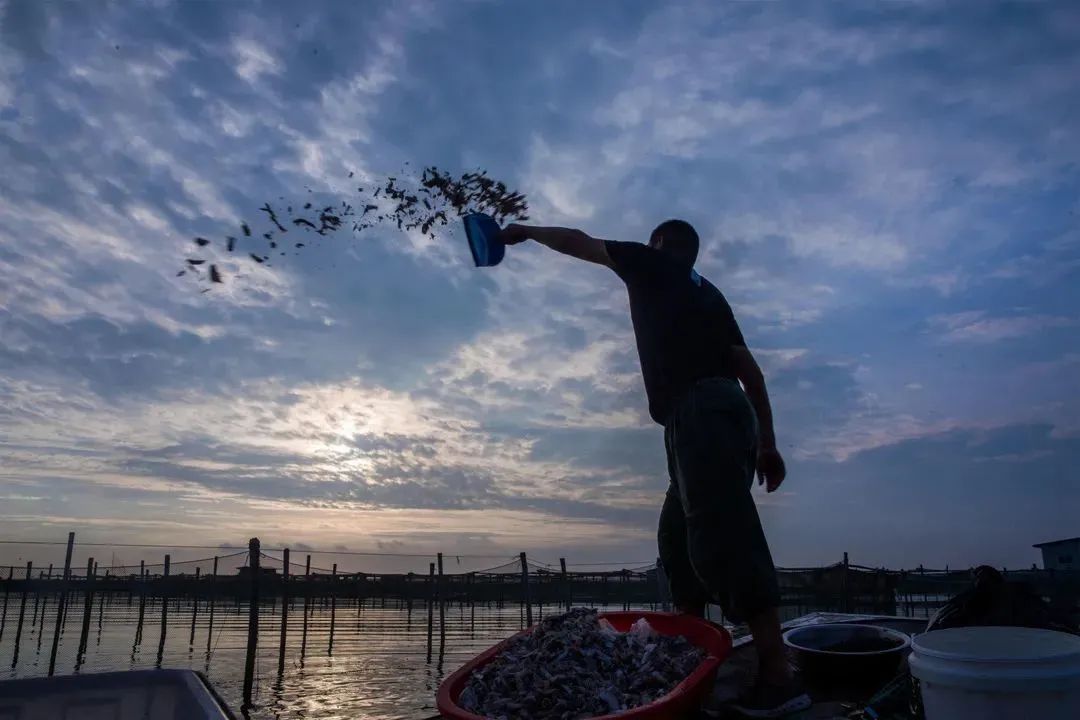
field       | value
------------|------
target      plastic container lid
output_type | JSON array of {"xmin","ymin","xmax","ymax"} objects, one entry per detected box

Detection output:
[{"xmin": 913, "ymin": 627, "xmax": 1080, "ymax": 663}]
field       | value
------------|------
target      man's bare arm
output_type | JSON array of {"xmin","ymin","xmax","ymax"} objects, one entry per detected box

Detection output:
[
  {"xmin": 732, "ymin": 345, "xmax": 776, "ymax": 448},
  {"xmin": 732, "ymin": 345, "xmax": 787, "ymax": 492},
  {"xmin": 500, "ymin": 224, "xmax": 613, "ymax": 267}
]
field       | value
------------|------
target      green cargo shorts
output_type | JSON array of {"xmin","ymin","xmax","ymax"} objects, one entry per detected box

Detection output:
[{"xmin": 658, "ymin": 376, "xmax": 780, "ymax": 623}]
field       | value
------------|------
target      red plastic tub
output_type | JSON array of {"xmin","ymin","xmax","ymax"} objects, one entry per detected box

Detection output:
[{"xmin": 437, "ymin": 611, "xmax": 732, "ymax": 720}]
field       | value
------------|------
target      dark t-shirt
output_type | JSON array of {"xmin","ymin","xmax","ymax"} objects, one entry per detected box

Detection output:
[{"xmin": 605, "ymin": 240, "xmax": 746, "ymax": 425}]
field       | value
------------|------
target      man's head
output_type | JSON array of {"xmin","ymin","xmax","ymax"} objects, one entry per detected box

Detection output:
[{"xmin": 648, "ymin": 219, "xmax": 699, "ymax": 266}]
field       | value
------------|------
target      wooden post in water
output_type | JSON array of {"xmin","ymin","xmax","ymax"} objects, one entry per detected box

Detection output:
[
  {"xmin": 0, "ymin": 566, "xmax": 11, "ymax": 643},
  {"xmin": 96, "ymin": 569, "xmax": 105, "ymax": 642},
  {"xmin": 189, "ymin": 567, "xmax": 201, "ymax": 648},
  {"xmin": 277, "ymin": 548, "xmax": 290, "ymax": 675},
  {"xmin": 85, "ymin": 561, "xmax": 97, "ymax": 643},
  {"xmin": 76, "ymin": 557, "xmax": 95, "ymax": 667},
  {"xmin": 61, "ymin": 577, "xmax": 71, "ymax": 633},
  {"xmin": 0, "ymin": 565, "xmax": 12, "ymax": 643},
  {"xmin": 156, "ymin": 555, "xmax": 170, "ymax": 668},
  {"xmin": 920, "ymin": 565, "xmax": 928, "ymax": 618},
  {"xmin": 469, "ymin": 572, "xmax": 475, "ymax": 636},
  {"xmin": 537, "ymin": 571, "xmax": 543, "ymax": 620},
  {"xmin": 31, "ymin": 580, "xmax": 41, "ymax": 626},
  {"xmin": 436, "ymin": 553, "xmax": 445, "ymax": 646},
  {"xmin": 300, "ymin": 555, "xmax": 310, "ymax": 660},
  {"xmin": 842, "ymin": 552, "xmax": 851, "ymax": 613},
  {"xmin": 31, "ymin": 565, "xmax": 49, "ymax": 631},
  {"xmin": 559, "ymin": 558, "xmax": 569, "ymax": 609},
  {"xmin": 426, "ymin": 562, "xmax": 435, "ymax": 663},
  {"xmin": 328, "ymin": 563, "xmax": 337, "ymax": 655},
  {"xmin": 520, "ymin": 552, "xmax": 533, "ymax": 627},
  {"xmin": 11, "ymin": 561, "xmax": 31, "ymax": 669},
  {"xmin": 36, "ymin": 591, "xmax": 48, "ymax": 654},
  {"xmin": 655, "ymin": 557, "xmax": 669, "ymax": 612},
  {"xmin": 135, "ymin": 561, "xmax": 146, "ymax": 646},
  {"xmin": 206, "ymin": 556, "xmax": 218, "ymax": 653},
  {"xmin": 47, "ymin": 531, "xmax": 75, "ymax": 677},
  {"xmin": 41, "ymin": 560, "xmax": 51, "ymax": 636},
  {"xmin": 242, "ymin": 538, "xmax": 260, "ymax": 708}
]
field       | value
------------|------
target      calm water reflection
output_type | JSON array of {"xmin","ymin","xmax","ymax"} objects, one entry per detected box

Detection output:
[{"xmin": 0, "ymin": 594, "xmax": 669, "ymax": 719}]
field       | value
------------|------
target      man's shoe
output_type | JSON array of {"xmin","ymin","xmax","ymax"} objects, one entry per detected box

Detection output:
[{"xmin": 727, "ymin": 677, "xmax": 812, "ymax": 718}]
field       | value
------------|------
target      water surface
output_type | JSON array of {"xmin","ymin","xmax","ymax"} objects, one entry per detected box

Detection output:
[{"xmin": 1, "ymin": 593, "xmax": 672, "ymax": 719}]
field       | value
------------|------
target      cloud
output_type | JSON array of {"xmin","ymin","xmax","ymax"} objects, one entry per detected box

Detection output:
[
  {"xmin": 930, "ymin": 311, "xmax": 1078, "ymax": 343},
  {"xmin": 1, "ymin": 0, "xmax": 1078, "ymax": 571},
  {"xmin": 232, "ymin": 38, "xmax": 281, "ymax": 83},
  {"xmin": 523, "ymin": 137, "xmax": 600, "ymax": 222}
]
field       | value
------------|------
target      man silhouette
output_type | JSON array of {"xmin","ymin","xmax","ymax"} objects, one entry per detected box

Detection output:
[{"xmin": 501, "ymin": 220, "xmax": 810, "ymax": 717}]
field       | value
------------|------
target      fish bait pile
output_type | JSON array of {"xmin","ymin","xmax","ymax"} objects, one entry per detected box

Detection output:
[
  {"xmin": 458, "ymin": 608, "xmax": 705, "ymax": 719},
  {"xmin": 179, "ymin": 165, "xmax": 528, "ymax": 288}
]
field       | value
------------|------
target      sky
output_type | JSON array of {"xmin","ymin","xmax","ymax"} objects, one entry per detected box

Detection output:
[{"xmin": 1, "ymin": 0, "xmax": 1078, "ymax": 576}]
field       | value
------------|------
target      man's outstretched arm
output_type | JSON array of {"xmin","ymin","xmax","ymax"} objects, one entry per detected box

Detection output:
[
  {"xmin": 500, "ymin": 224, "xmax": 613, "ymax": 267},
  {"xmin": 731, "ymin": 345, "xmax": 787, "ymax": 493}
]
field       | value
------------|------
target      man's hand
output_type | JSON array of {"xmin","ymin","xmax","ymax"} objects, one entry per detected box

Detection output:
[
  {"xmin": 757, "ymin": 446, "xmax": 786, "ymax": 493},
  {"xmin": 500, "ymin": 224, "xmax": 531, "ymax": 245}
]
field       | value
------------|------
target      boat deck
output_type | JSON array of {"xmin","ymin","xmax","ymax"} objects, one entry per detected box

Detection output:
[{"xmin": 706, "ymin": 613, "xmax": 926, "ymax": 719}]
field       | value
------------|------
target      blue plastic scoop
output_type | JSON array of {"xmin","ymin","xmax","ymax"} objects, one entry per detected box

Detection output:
[{"xmin": 463, "ymin": 213, "xmax": 505, "ymax": 267}]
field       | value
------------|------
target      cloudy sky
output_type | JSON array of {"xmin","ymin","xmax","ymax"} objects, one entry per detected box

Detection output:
[{"xmin": 1, "ymin": 0, "xmax": 1078, "ymax": 574}]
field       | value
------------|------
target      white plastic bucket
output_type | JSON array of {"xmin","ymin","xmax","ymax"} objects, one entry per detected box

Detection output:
[{"xmin": 909, "ymin": 626, "xmax": 1080, "ymax": 720}]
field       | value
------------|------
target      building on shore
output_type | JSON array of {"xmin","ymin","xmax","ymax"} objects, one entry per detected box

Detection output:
[{"xmin": 1034, "ymin": 537, "xmax": 1079, "ymax": 571}]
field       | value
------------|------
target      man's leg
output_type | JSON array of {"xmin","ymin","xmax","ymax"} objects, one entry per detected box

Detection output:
[
  {"xmin": 658, "ymin": 487, "xmax": 709, "ymax": 616},
  {"xmin": 746, "ymin": 607, "xmax": 791, "ymax": 684},
  {"xmin": 677, "ymin": 460, "xmax": 788, "ymax": 684},
  {"xmin": 658, "ymin": 427, "xmax": 709, "ymax": 617},
  {"xmin": 669, "ymin": 381, "xmax": 807, "ymax": 715}
]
